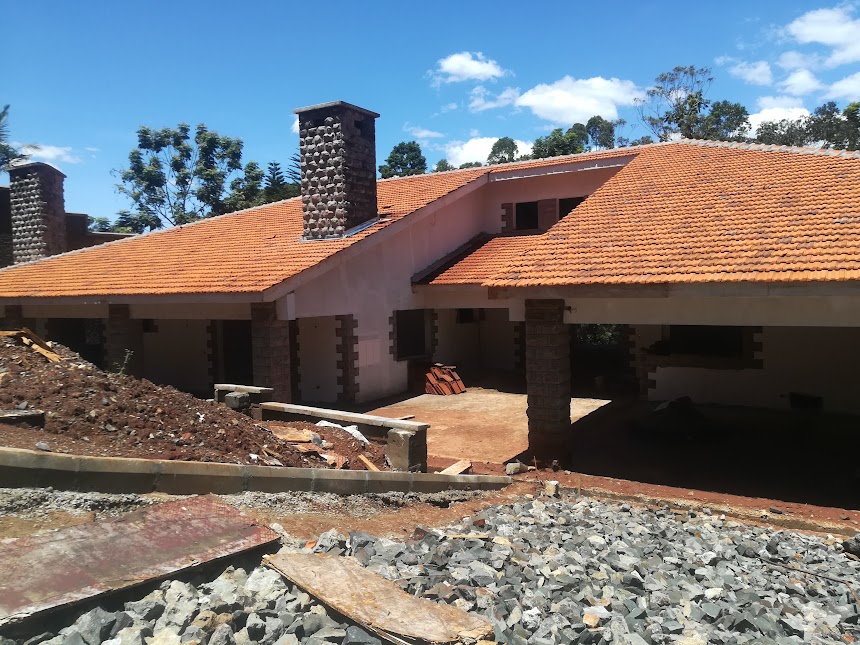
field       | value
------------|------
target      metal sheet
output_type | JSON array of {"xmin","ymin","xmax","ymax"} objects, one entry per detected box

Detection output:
[
  {"xmin": 265, "ymin": 553, "xmax": 493, "ymax": 644},
  {"xmin": 0, "ymin": 495, "xmax": 278, "ymax": 626}
]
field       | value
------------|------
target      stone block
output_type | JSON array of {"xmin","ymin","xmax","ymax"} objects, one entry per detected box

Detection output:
[
  {"xmin": 386, "ymin": 427, "xmax": 427, "ymax": 473},
  {"xmin": 224, "ymin": 391, "xmax": 251, "ymax": 411}
]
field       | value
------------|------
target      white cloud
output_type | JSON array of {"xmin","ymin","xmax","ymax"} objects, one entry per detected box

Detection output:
[
  {"xmin": 779, "ymin": 68, "xmax": 823, "ymax": 95},
  {"xmin": 403, "ymin": 124, "xmax": 444, "ymax": 139},
  {"xmin": 515, "ymin": 76, "xmax": 641, "ymax": 124},
  {"xmin": 468, "ymin": 86, "xmax": 520, "ymax": 112},
  {"xmin": 725, "ymin": 60, "xmax": 773, "ymax": 85},
  {"xmin": 440, "ymin": 102, "xmax": 458, "ymax": 112},
  {"xmin": 16, "ymin": 143, "xmax": 81, "ymax": 165},
  {"xmin": 756, "ymin": 95, "xmax": 805, "ymax": 110},
  {"xmin": 469, "ymin": 128, "xmax": 480, "ymax": 137},
  {"xmin": 443, "ymin": 137, "xmax": 533, "ymax": 167},
  {"xmin": 291, "ymin": 116, "xmax": 300, "ymax": 134},
  {"xmin": 777, "ymin": 50, "xmax": 824, "ymax": 70},
  {"xmin": 786, "ymin": 7, "xmax": 860, "ymax": 67},
  {"xmin": 748, "ymin": 106, "xmax": 810, "ymax": 134},
  {"xmin": 827, "ymin": 71, "xmax": 860, "ymax": 99},
  {"xmin": 430, "ymin": 52, "xmax": 508, "ymax": 85},
  {"xmin": 84, "ymin": 146, "xmax": 99, "ymax": 153}
]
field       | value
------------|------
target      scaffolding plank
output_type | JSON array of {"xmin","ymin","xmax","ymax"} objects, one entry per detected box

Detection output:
[
  {"xmin": 0, "ymin": 496, "xmax": 279, "ymax": 626},
  {"xmin": 265, "ymin": 553, "xmax": 492, "ymax": 644}
]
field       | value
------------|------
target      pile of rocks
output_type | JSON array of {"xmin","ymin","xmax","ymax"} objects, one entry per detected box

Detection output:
[
  {"xmin": 7, "ymin": 496, "xmax": 859, "ymax": 645},
  {"xmin": 323, "ymin": 498, "xmax": 859, "ymax": 644}
]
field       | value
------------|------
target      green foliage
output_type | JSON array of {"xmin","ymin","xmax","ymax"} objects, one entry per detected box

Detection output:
[
  {"xmin": 575, "ymin": 324, "xmax": 624, "ymax": 346},
  {"xmin": 487, "ymin": 137, "xmax": 519, "ymax": 164},
  {"xmin": 636, "ymin": 66, "xmax": 749, "ymax": 142},
  {"xmin": 223, "ymin": 161, "xmax": 265, "ymax": 213},
  {"xmin": 433, "ymin": 159, "xmax": 455, "ymax": 172},
  {"xmin": 753, "ymin": 100, "xmax": 860, "ymax": 150},
  {"xmin": 379, "ymin": 141, "xmax": 427, "ymax": 178},
  {"xmin": 586, "ymin": 116, "xmax": 616, "ymax": 149},
  {"xmin": 532, "ymin": 127, "xmax": 587, "ymax": 159},
  {"xmin": 114, "ymin": 210, "xmax": 161, "ymax": 233},
  {"xmin": 116, "ymin": 123, "xmax": 245, "ymax": 228},
  {"xmin": 459, "ymin": 161, "xmax": 483, "ymax": 169},
  {"xmin": 0, "ymin": 105, "xmax": 29, "ymax": 169},
  {"xmin": 262, "ymin": 161, "xmax": 300, "ymax": 202}
]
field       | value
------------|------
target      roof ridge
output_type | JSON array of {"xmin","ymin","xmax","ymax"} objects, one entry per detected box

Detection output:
[{"xmin": 676, "ymin": 138, "xmax": 860, "ymax": 159}]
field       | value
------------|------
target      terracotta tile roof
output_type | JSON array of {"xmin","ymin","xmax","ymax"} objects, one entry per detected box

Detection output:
[
  {"xmin": 0, "ymin": 169, "xmax": 486, "ymax": 298},
  {"xmin": 429, "ymin": 141, "xmax": 860, "ymax": 287}
]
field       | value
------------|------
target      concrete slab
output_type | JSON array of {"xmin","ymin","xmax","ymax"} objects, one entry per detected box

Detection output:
[{"xmin": 369, "ymin": 389, "xmax": 610, "ymax": 464}]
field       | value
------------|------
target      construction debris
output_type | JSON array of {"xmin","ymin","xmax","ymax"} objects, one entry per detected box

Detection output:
[
  {"xmin": 264, "ymin": 553, "xmax": 493, "ymax": 644},
  {"xmin": 424, "ymin": 364, "xmax": 466, "ymax": 395},
  {"xmin": 0, "ymin": 496, "xmax": 278, "ymax": 627},
  {"xmin": 0, "ymin": 328, "xmax": 62, "ymax": 363},
  {"xmin": 440, "ymin": 459, "xmax": 472, "ymax": 475}
]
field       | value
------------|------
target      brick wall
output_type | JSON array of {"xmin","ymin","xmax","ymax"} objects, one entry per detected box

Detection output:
[
  {"xmin": 251, "ymin": 303, "xmax": 291, "ymax": 402},
  {"xmin": 335, "ymin": 314, "xmax": 359, "ymax": 404},
  {"xmin": 104, "ymin": 304, "xmax": 143, "ymax": 376},
  {"xmin": 524, "ymin": 299, "xmax": 571, "ymax": 458},
  {"xmin": 500, "ymin": 203, "xmax": 514, "ymax": 233}
]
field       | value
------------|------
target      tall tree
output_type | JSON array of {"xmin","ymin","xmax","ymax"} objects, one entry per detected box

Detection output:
[
  {"xmin": 262, "ymin": 161, "xmax": 300, "ymax": 202},
  {"xmin": 223, "ymin": 161, "xmax": 265, "ymax": 213},
  {"xmin": 0, "ymin": 105, "xmax": 29, "ymax": 169},
  {"xmin": 532, "ymin": 127, "xmax": 586, "ymax": 158},
  {"xmin": 753, "ymin": 101, "xmax": 860, "ymax": 150},
  {"xmin": 637, "ymin": 65, "xmax": 714, "ymax": 140},
  {"xmin": 487, "ymin": 137, "xmax": 519, "ymax": 164},
  {"xmin": 586, "ymin": 116, "xmax": 616, "ymax": 149},
  {"xmin": 433, "ymin": 159, "xmax": 455, "ymax": 172},
  {"xmin": 697, "ymin": 100, "xmax": 751, "ymax": 142},
  {"xmin": 378, "ymin": 141, "xmax": 427, "ymax": 178},
  {"xmin": 459, "ymin": 161, "xmax": 483, "ymax": 169},
  {"xmin": 116, "ymin": 123, "xmax": 252, "ymax": 229}
]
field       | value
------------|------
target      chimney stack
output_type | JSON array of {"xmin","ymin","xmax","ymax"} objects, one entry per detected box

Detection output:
[
  {"xmin": 295, "ymin": 101, "xmax": 379, "ymax": 239},
  {"xmin": 8, "ymin": 162, "xmax": 67, "ymax": 264}
]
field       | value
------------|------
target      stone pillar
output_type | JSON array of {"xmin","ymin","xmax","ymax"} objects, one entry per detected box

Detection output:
[
  {"xmin": 8, "ymin": 162, "xmax": 67, "ymax": 264},
  {"xmin": 104, "ymin": 304, "xmax": 143, "ymax": 375},
  {"xmin": 335, "ymin": 314, "xmax": 359, "ymax": 404},
  {"xmin": 525, "ymin": 299, "xmax": 571, "ymax": 460},
  {"xmin": 251, "ymin": 303, "xmax": 291, "ymax": 402},
  {"xmin": 295, "ymin": 101, "xmax": 380, "ymax": 239}
]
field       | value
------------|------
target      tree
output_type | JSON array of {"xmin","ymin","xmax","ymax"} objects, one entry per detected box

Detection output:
[
  {"xmin": 223, "ymin": 161, "xmax": 264, "ymax": 213},
  {"xmin": 378, "ymin": 141, "xmax": 426, "ymax": 178},
  {"xmin": 459, "ymin": 161, "xmax": 483, "ymax": 169},
  {"xmin": 696, "ymin": 100, "xmax": 750, "ymax": 141},
  {"xmin": 753, "ymin": 101, "xmax": 860, "ymax": 150},
  {"xmin": 433, "ymin": 159, "xmax": 455, "ymax": 172},
  {"xmin": 487, "ymin": 137, "xmax": 519, "ymax": 164},
  {"xmin": 262, "ymin": 161, "xmax": 300, "ymax": 202},
  {"xmin": 532, "ymin": 127, "xmax": 584, "ymax": 159},
  {"xmin": 586, "ymin": 116, "xmax": 616, "ymax": 149},
  {"xmin": 0, "ymin": 105, "xmax": 29, "ymax": 169},
  {"xmin": 116, "ymin": 123, "xmax": 252, "ymax": 229}
]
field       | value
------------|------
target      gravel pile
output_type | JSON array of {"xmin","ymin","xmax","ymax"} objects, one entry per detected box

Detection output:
[
  {"xmin": 0, "ymin": 488, "xmax": 157, "ymax": 519},
  {"xmin": 323, "ymin": 497, "xmax": 859, "ymax": 644},
  {"xmin": 5, "ymin": 495, "xmax": 859, "ymax": 644}
]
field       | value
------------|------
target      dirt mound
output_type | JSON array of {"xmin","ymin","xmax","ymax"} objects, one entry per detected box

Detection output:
[{"xmin": 0, "ymin": 334, "xmax": 386, "ymax": 469}]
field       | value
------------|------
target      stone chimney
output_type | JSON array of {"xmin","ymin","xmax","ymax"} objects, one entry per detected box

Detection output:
[
  {"xmin": 8, "ymin": 162, "xmax": 67, "ymax": 264},
  {"xmin": 295, "ymin": 101, "xmax": 379, "ymax": 239}
]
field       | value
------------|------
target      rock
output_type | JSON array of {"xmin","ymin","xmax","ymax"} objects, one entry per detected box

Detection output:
[
  {"xmin": 22, "ymin": 634, "xmax": 54, "ymax": 645},
  {"xmin": 224, "ymin": 392, "xmax": 250, "ymax": 411},
  {"xmin": 245, "ymin": 613, "xmax": 266, "ymax": 640},
  {"xmin": 505, "ymin": 461, "xmax": 528, "ymax": 475},
  {"xmin": 126, "ymin": 592, "xmax": 166, "ymax": 621},
  {"xmin": 208, "ymin": 624, "xmax": 236, "ymax": 645},
  {"xmin": 73, "ymin": 607, "xmax": 117, "ymax": 644},
  {"xmin": 314, "ymin": 529, "xmax": 347, "ymax": 553},
  {"xmin": 107, "ymin": 626, "xmax": 151, "ymax": 645},
  {"xmin": 341, "ymin": 626, "xmax": 382, "ymax": 644},
  {"xmin": 543, "ymin": 480, "xmax": 560, "ymax": 497},
  {"xmin": 35, "ymin": 441, "xmax": 51, "ymax": 451},
  {"xmin": 843, "ymin": 533, "xmax": 860, "ymax": 557},
  {"xmin": 147, "ymin": 630, "xmax": 181, "ymax": 645}
]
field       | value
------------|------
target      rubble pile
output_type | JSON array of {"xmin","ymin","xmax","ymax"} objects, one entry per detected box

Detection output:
[{"xmin": 13, "ymin": 496, "xmax": 859, "ymax": 644}]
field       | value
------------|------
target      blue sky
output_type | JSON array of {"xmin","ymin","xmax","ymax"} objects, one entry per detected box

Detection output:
[{"xmin": 5, "ymin": 1, "xmax": 860, "ymax": 220}]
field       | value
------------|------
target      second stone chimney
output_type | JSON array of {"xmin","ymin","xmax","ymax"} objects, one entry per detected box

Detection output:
[
  {"xmin": 8, "ymin": 162, "xmax": 67, "ymax": 264},
  {"xmin": 295, "ymin": 101, "xmax": 379, "ymax": 239}
]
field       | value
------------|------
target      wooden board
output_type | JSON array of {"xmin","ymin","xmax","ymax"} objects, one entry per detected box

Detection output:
[
  {"xmin": 270, "ymin": 427, "xmax": 315, "ymax": 443},
  {"xmin": 358, "ymin": 454, "xmax": 380, "ymax": 471},
  {"xmin": 265, "ymin": 553, "xmax": 492, "ymax": 644},
  {"xmin": 439, "ymin": 459, "xmax": 472, "ymax": 475}
]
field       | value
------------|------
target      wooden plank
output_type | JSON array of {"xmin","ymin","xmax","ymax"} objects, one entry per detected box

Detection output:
[
  {"xmin": 28, "ymin": 343, "xmax": 63, "ymax": 363},
  {"xmin": 396, "ymin": 415, "xmax": 415, "ymax": 421},
  {"xmin": 358, "ymin": 454, "xmax": 380, "ymax": 471},
  {"xmin": 265, "ymin": 553, "xmax": 492, "ymax": 644},
  {"xmin": 270, "ymin": 427, "xmax": 315, "ymax": 443},
  {"xmin": 259, "ymin": 403, "xmax": 429, "ymax": 432},
  {"xmin": 439, "ymin": 459, "xmax": 471, "ymax": 475},
  {"xmin": 0, "ymin": 497, "xmax": 278, "ymax": 627}
]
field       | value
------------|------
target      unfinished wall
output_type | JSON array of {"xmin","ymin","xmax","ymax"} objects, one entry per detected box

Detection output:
[
  {"xmin": 433, "ymin": 308, "xmax": 517, "ymax": 372},
  {"xmin": 297, "ymin": 316, "xmax": 338, "ymax": 403},
  {"xmin": 633, "ymin": 325, "xmax": 860, "ymax": 414},
  {"xmin": 142, "ymin": 319, "xmax": 211, "ymax": 396}
]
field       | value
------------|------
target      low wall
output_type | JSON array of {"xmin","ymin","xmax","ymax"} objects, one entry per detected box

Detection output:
[{"xmin": 0, "ymin": 448, "xmax": 510, "ymax": 495}]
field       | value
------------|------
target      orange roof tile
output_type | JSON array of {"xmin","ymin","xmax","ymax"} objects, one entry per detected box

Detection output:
[
  {"xmin": 0, "ymin": 169, "xmax": 485, "ymax": 299},
  {"xmin": 429, "ymin": 141, "xmax": 860, "ymax": 287}
]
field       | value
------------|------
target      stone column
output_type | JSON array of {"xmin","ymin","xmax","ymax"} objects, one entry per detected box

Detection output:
[
  {"xmin": 335, "ymin": 314, "xmax": 359, "ymax": 404},
  {"xmin": 525, "ymin": 299, "xmax": 571, "ymax": 460},
  {"xmin": 104, "ymin": 304, "xmax": 143, "ymax": 376},
  {"xmin": 8, "ymin": 162, "xmax": 67, "ymax": 264},
  {"xmin": 251, "ymin": 303, "xmax": 291, "ymax": 402}
]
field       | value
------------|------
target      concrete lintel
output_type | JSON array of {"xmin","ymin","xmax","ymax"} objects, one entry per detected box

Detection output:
[
  {"xmin": 258, "ymin": 402, "xmax": 430, "ymax": 432},
  {"xmin": 0, "ymin": 448, "xmax": 510, "ymax": 495}
]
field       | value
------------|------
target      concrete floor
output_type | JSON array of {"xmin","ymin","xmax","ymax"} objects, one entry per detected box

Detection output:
[{"xmin": 369, "ymin": 388, "xmax": 610, "ymax": 463}]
